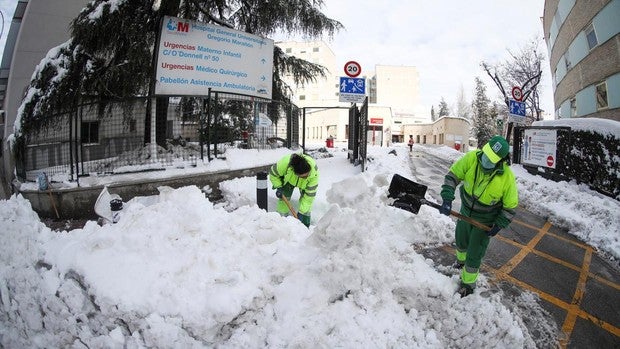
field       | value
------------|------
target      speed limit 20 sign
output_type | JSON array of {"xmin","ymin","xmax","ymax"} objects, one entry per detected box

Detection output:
[
  {"xmin": 344, "ymin": 61, "xmax": 361, "ymax": 78},
  {"xmin": 512, "ymin": 86, "xmax": 523, "ymax": 101}
]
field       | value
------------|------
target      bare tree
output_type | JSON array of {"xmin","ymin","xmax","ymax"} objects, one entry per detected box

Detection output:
[
  {"xmin": 481, "ymin": 37, "xmax": 544, "ymax": 142},
  {"xmin": 455, "ymin": 84, "xmax": 470, "ymax": 120}
]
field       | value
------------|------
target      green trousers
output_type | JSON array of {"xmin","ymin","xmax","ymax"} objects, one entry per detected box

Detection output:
[
  {"xmin": 455, "ymin": 219, "xmax": 491, "ymax": 287},
  {"xmin": 276, "ymin": 185, "xmax": 295, "ymax": 215}
]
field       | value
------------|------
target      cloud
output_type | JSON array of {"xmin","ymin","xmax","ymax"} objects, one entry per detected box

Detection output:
[{"xmin": 319, "ymin": 0, "xmax": 553, "ymax": 116}]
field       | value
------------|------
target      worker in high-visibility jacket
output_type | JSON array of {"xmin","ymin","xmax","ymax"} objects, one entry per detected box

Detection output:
[
  {"xmin": 439, "ymin": 135, "xmax": 518, "ymax": 297},
  {"xmin": 269, "ymin": 153, "xmax": 319, "ymax": 227}
]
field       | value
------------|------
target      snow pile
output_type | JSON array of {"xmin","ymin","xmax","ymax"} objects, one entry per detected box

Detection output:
[{"xmin": 0, "ymin": 146, "xmax": 543, "ymax": 348}]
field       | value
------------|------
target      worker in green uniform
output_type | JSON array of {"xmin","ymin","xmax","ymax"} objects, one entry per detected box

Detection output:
[
  {"xmin": 439, "ymin": 135, "xmax": 518, "ymax": 297},
  {"xmin": 269, "ymin": 153, "xmax": 319, "ymax": 227}
]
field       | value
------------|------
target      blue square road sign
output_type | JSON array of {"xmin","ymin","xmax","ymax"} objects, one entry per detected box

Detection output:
[{"xmin": 509, "ymin": 99, "xmax": 526, "ymax": 117}]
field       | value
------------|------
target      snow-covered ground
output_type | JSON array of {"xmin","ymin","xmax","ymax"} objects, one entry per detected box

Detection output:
[{"xmin": 1, "ymin": 142, "xmax": 618, "ymax": 348}]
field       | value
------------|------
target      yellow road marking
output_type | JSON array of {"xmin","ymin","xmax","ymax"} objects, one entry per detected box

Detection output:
[
  {"xmin": 486, "ymin": 264, "xmax": 620, "ymax": 339},
  {"xmin": 512, "ymin": 217, "xmax": 591, "ymax": 250},
  {"xmin": 434, "ymin": 217, "xmax": 620, "ymax": 344},
  {"xmin": 496, "ymin": 233, "xmax": 620, "ymax": 292},
  {"xmin": 559, "ymin": 247, "xmax": 593, "ymax": 348},
  {"xmin": 498, "ymin": 222, "xmax": 552, "ymax": 275}
]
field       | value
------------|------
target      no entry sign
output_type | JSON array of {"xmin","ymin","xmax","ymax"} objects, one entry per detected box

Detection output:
[{"xmin": 344, "ymin": 61, "xmax": 361, "ymax": 77}]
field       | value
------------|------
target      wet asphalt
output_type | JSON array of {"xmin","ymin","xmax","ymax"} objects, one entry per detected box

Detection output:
[{"xmin": 407, "ymin": 147, "xmax": 619, "ymax": 349}]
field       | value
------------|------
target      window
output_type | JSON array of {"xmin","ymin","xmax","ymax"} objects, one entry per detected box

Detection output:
[
  {"xmin": 585, "ymin": 23, "xmax": 598, "ymax": 50},
  {"xmin": 596, "ymin": 82, "xmax": 608, "ymax": 110},
  {"xmin": 166, "ymin": 120, "xmax": 174, "ymax": 139},
  {"xmin": 299, "ymin": 95, "xmax": 306, "ymax": 100},
  {"xmin": 81, "ymin": 121, "xmax": 99, "ymax": 144},
  {"xmin": 570, "ymin": 97, "xmax": 577, "ymax": 117},
  {"xmin": 313, "ymin": 47, "xmax": 319, "ymax": 52},
  {"xmin": 129, "ymin": 119, "xmax": 137, "ymax": 133},
  {"xmin": 285, "ymin": 48, "xmax": 292, "ymax": 53}
]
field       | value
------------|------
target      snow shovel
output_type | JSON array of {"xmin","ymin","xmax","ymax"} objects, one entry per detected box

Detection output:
[
  {"xmin": 387, "ymin": 174, "xmax": 491, "ymax": 232},
  {"xmin": 38, "ymin": 172, "xmax": 59, "ymax": 219},
  {"xmin": 281, "ymin": 195, "xmax": 298, "ymax": 219}
]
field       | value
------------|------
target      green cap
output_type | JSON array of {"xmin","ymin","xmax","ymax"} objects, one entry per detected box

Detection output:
[{"xmin": 482, "ymin": 135, "xmax": 509, "ymax": 163}]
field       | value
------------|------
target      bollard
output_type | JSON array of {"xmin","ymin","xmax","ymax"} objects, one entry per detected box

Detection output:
[
  {"xmin": 256, "ymin": 171, "xmax": 268, "ymax": 211},
  {"xmin": 110, "ymin": 198, "xmax": 123, "ymax": 223}
]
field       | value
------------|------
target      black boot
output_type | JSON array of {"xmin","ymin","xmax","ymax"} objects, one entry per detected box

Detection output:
[
  {"xmin": 457, "ymin": 283, "xmax": 474, "ymax": 297},
  {"xmin": 452, "ymin": 261, "xmax": 464, "ymax": 269}
]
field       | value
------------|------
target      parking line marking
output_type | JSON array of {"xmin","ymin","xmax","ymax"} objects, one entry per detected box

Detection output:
[
  {"xmin": 435, "ymin": 217, "xmax": 620, "ymax": 343},
  {"xmin": 560, "ymin": 247, "xmax": 593, "ymax": 347},
  {"xmin": 485, "ymin": 264, "xmax": 620, "ymax": 339},
  {"xmin": 496, "ymin": 234, "xmax": 620, "ymax": 292},
  {"xmin": 498, "ymin": 222, "xmax": 551, "ymax": 275},
  {"xmin": 512, "ymin": 218, "xmax": 591, "ymax": 250}
]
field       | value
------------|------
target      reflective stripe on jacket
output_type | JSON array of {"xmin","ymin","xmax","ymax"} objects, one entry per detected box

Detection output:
[
  {"xmin": 269, "ymin": 153, "xmax": 319, "ymax": 214},
  {"xmin": 443, "ymin": 150, "xmax": 518, "ymax": 226}
]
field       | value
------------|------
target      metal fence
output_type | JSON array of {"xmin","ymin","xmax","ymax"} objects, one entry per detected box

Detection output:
[{"xmin": 16, "ymin": 95, "xmax": 299, "ymax": 183}]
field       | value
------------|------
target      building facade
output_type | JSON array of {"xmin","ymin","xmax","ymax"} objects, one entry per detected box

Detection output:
[
  {"xmin": 402, "ymin": 116, "xmax": 471, "ymax": 152},
  {"xmin": 276, "ymin": 41, "xmax": 350, "ymax": 144},
  {"xmin": 0, "ymin": 0, "xmax": 90, "ymax": 197},
  {"xmin": 276, "ymin": 41, "xmax": 427, "ymax": 147},
  {"xmin": 543, "ymin": 0, "xmax": 620, "ymax": 120}
]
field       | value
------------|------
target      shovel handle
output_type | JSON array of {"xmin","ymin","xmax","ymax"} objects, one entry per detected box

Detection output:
[
  {"xmin": 449, "ymin": 210, "xmax": 491, "ymax": 232},
  {"xmin": 281, "ymin": 195, "xmax": 298, "ymax": 219},
  {"xmin": 421, "ymin": 199, "xmax": 491, "ymax": 232},
  {"xmin": 48, "ymin": 189, "xmax": 60, "ymax": 219}
]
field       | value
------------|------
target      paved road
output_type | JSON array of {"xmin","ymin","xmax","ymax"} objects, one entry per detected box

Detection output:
[{"xmin": 408, "ymin": 147, "xmax": 620, "ymax": 349}]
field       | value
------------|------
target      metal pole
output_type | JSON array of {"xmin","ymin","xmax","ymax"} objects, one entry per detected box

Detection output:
[
  {"xmin": 256, "ymin": 171, "xmax": 268, "ymax": 211},
  {"xmin": 150, "ymin": 97, "xmax": 157, "ymax": 163},
  {"xmin": 302, "ymin": 107, "xmax": 306, "ymax": 152}
]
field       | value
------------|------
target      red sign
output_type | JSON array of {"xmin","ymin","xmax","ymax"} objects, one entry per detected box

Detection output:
[
  {"xmin": 344, "ymin": 61, "xmax": 361, "ymax": 77},
  {"xmin": 546, "ymin": 155, "xmax": 555, "ymax": 167},
  {"xmin": 370, "ymin": 118, "xmax": 383, "ymax": 124},
  {"xmin": 512, "ymin": 86, "xmax": 523, "ymax": 101}
]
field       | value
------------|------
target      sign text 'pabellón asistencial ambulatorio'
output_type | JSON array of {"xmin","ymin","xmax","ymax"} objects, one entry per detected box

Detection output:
[{"xmin": 154, "ymin": 16, "xmax": 274, "ymax": 99}]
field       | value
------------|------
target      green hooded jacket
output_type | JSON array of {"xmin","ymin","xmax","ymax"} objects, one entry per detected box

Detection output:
[
  {"xmin": 269, "ymin": 153, "xmax": 319, "ymax": 214},
  {"xmin": 441, "ymin": 150, "xmax": 518, "ymax": 227}
]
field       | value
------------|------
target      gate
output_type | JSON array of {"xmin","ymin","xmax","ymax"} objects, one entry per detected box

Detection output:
[{"xmin": 347, "ymin": 97, "xmax": 368, "ymax": 171}]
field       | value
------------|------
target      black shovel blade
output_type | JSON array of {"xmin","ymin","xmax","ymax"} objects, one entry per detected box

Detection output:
[{"xmin": 388, "ymin": 174, "xmax": 428, "ymax": 214}]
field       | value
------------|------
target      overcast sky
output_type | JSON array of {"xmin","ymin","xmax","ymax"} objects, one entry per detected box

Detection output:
[
  {"xmin": 0, "ymin": 0, "xmax": 555, "ymax": 117},
  {"xmin": 310, "ymin": 0, "xmax": 555, "ymax": 117},
  {"xmin": 0, "ymin": 0, "xmax": 12, "ymax": 61}
]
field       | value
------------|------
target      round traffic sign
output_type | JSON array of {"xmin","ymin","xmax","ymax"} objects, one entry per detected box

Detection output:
[
  {"xmin": 546, "ymin": 155, "xmax": 555, "ymax": 167},
  {"xmin": 344, "ymin": 61, "xmax": 361, "ymax": 77},
  {"xmin": 512, "ymin": 86, "xmax": 523, "ymax": 101}
]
